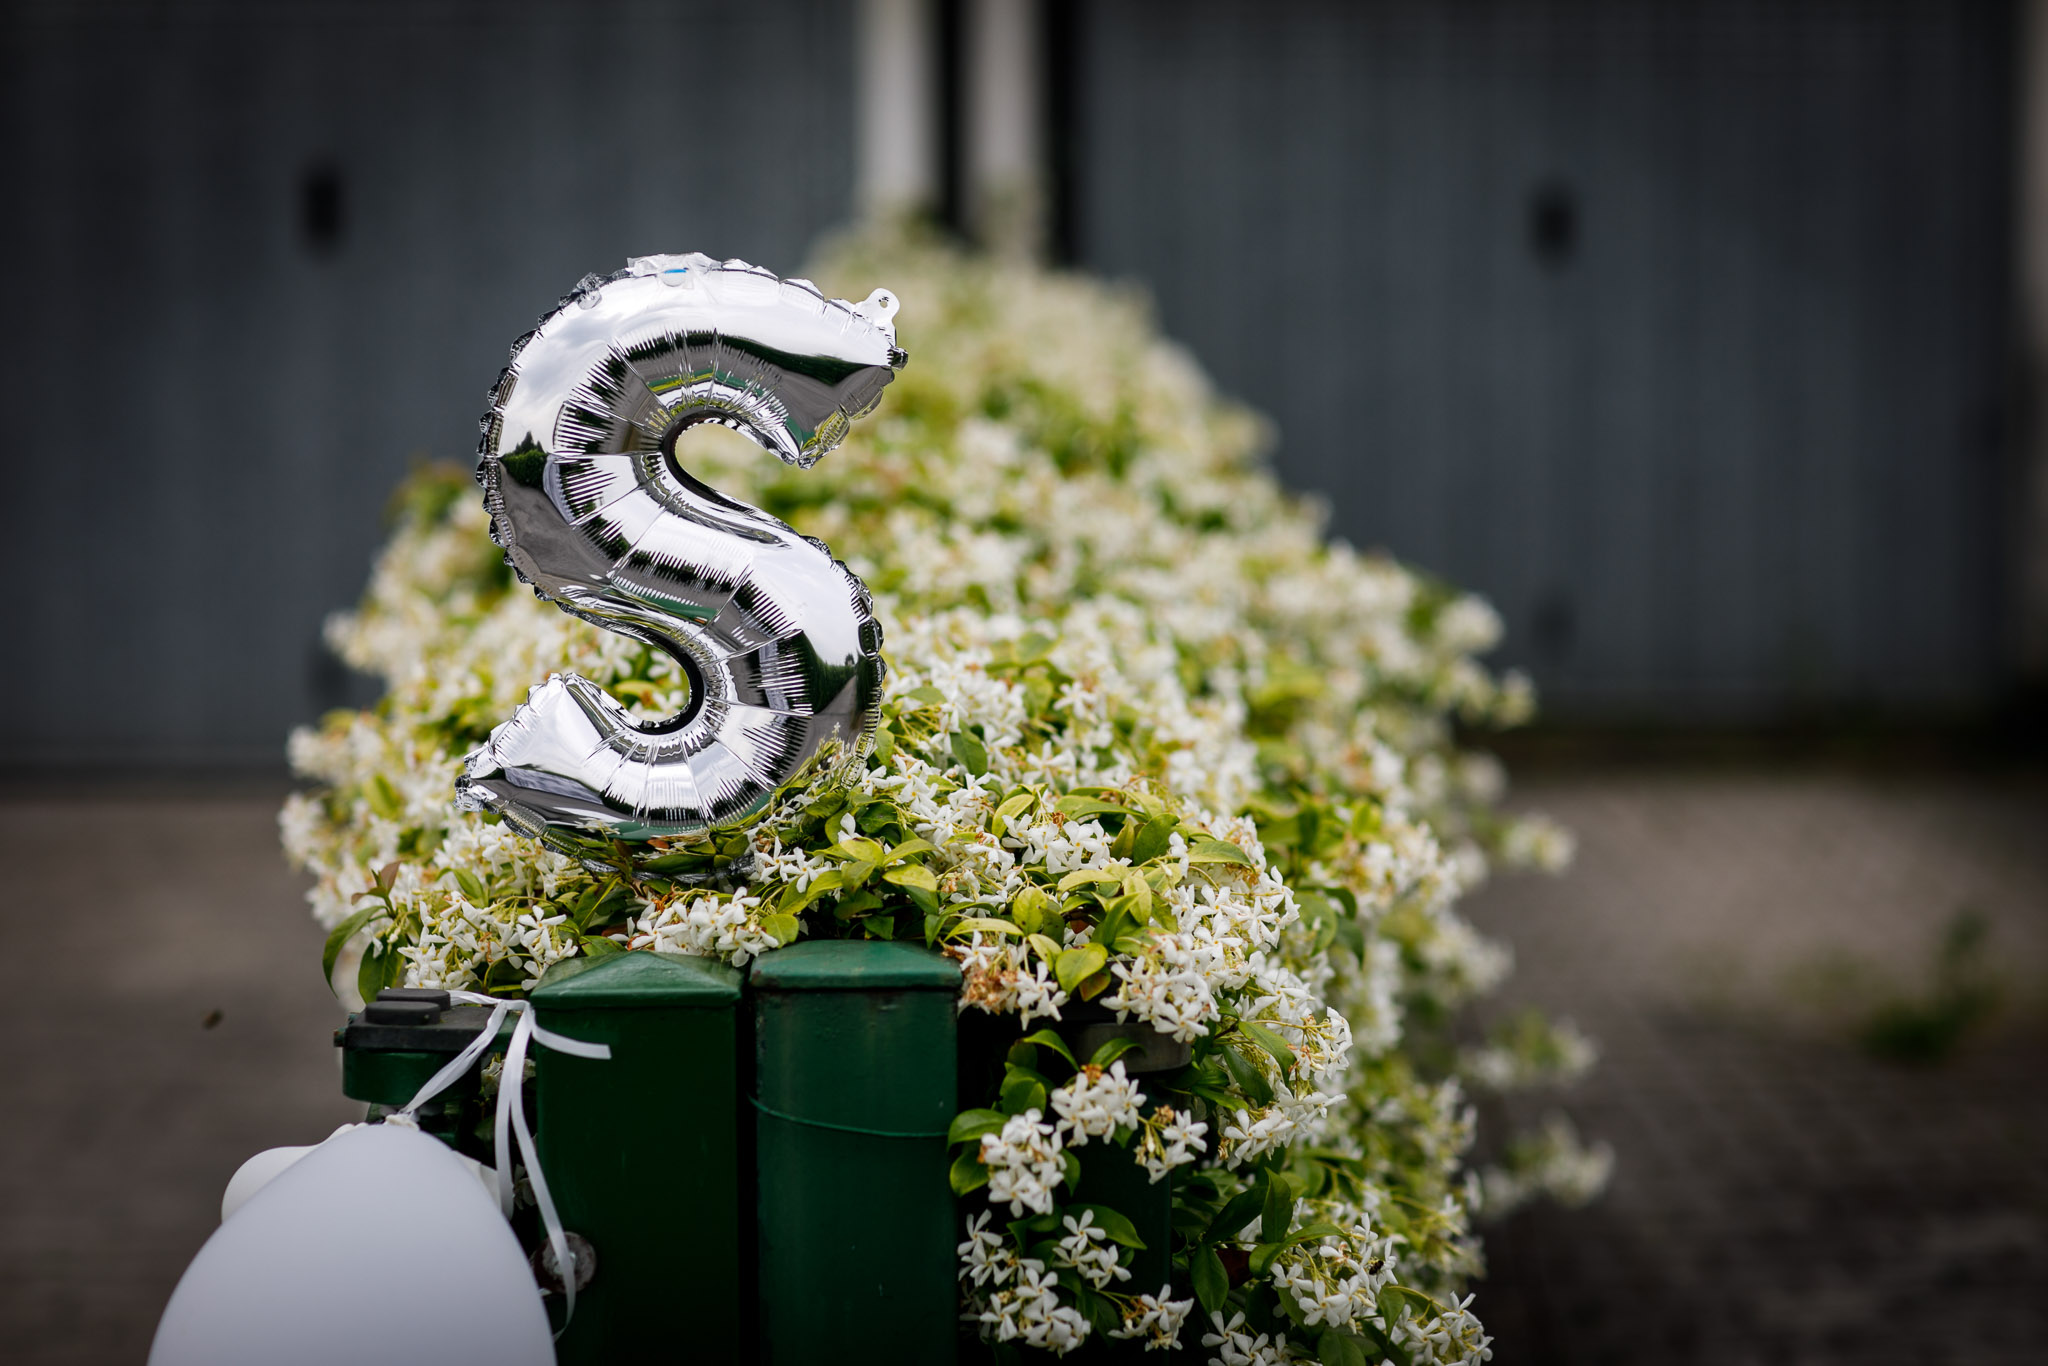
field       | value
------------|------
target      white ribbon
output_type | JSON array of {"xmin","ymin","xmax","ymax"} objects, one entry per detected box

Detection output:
[{"xmin": 394, "ymin": 990, "xmax": 611, "ymax": 1328}]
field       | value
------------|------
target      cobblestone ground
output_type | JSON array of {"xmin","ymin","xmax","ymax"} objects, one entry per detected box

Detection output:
[
  {"xmin": 0, "ymin": 785, "xmax": 358, "ymax": 1366},
  {"xmin": 3, "ymin": 771, "xmax": 2043, "ymax": 1363},
  {"xmin": 1464, "ymin": 770, "xmax": 2048, "ymax": 1365}
]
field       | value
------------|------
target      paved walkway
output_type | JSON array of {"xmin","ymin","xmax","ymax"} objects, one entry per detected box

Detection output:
[
  {"xmin": 1465, "ymin": 770, "xmax": 2048, "ymax": 1365},
  {"xmin": 2, "ymin": 770, "xmax": 2042, "ymax": 1362},
  {"xmin": 0, "ymin": 787, "xmax": 357, "ymax": 1366}
]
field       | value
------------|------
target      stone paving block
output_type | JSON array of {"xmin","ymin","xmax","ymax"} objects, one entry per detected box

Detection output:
[
  {"xmin": 1465, "ymin": 771, "xmax": 2048, "ymax": 1365},
  {"xmin": 4, "ymin": 771, "xmax": 2045, "ymax": 1363}
]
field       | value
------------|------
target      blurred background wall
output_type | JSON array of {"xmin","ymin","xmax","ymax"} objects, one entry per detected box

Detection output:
[
  {"xmin": 0, "ymin": 0, "xmax": 2036, "ymax": 762},
  {"xmin": 0, "ymin": 0, "xmax": 859, "ymax": 765},
  {"xmin": 1071, "ymin": 0, "xmax": 2014, "ymax": 724}
]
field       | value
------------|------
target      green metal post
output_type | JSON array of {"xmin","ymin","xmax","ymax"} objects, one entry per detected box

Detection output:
[
  {"xmin": 336, "ymin": 991, "xmax": 508, "ymax": 1165},
  {"xmin": 751, "ymin": 940, "xmax": 960, "ymax": 1366},
  {"xmin": 531, "ymin": 951, "xmax": 746, "ymax": 1364}
]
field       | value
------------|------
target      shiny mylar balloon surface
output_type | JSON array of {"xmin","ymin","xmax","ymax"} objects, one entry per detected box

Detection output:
[{"xmin": 456, "ymin": 253, "xmax": 904, "ymax": 844}]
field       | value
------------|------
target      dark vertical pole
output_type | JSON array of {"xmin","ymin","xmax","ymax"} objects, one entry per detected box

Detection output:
[
  {"xmin": 936, "ymin": 0, "xmax": 969, "ymax": 239},
  {"xmin": 1042, "ymin": 0, "xmax": 1082, "ymax": 265}
]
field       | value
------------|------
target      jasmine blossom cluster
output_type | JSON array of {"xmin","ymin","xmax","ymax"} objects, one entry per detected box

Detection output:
[{"xmin": 283, "ymin": 226, "xmax": 1600, "ymax": 1361}]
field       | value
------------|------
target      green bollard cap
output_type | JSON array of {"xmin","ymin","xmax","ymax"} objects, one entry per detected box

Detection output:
[
  {"xmin": 530, "ymin": 949, "xmax": 742, "ymax": 1007},
  {"xmin": 750, "ymin": 938, "xmax": 960, "ymax": 992}
]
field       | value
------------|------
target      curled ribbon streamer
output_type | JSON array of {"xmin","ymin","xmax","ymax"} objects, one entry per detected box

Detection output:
[{"xmin": 396, "ymin": 992, "xmax": 611, "ymax": 1329}]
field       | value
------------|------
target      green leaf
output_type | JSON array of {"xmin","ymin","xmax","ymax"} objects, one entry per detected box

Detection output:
[
  {"xmin": 759, "ymin": 913, "xmax": 801, "ymax": 947},
  {"xmin": 366, "ymin": 773, "xmax": 403, "ymax": 820},
  {"xmin": 1317, "ymin": 1328, "xmax": 1370, "ymax": 1366},
  {"xmin": 902, "ymin": 685, "xmax": 946, "ymax": 706},
  {"xmin": 1180, "ymin": 1058, "xmax": 1241, "ymax": 1110},
  {"xmin": 1358, "ymin": 1314, "xmax": 1413, "ymax": 1366},
  {"xmin": 578, "ymin": 933, "xmax": 624, "ymax": 958},
  {"xmin": 1248, "ymin": 1241, "xmax": 1284, "ymax": 1276},
  {"xmin": 947, "ymin": 1109, "xmax": 1010, "ymax": 1145},
  {"xmin": 1015, "ymin": 1028, "xmax": 1079, "ymax": 1068},
  {"xmin": 580, "ymin": 882, "xmax": 632, "ymax": 929},
  {"xmin": 1055, "ymin": 943, "xmax": 1109, "ymax": 994},
  {"xmin": 1260, "ymin": 1172, "xmax": 1293, "ymax": 1244},
  {"xmin": 882, "ymin": 863, "xmax": 939, "ymax": 893},
  {"xmin": 948, "ymin": 915, "xmax": 1020, "ymax": 940},
  {"xmin": 1061, "ymin": 1148, "xmax": 1083, "ymax": 1191},
  {"xmin": 1026, "ymin": 932, "xmax": 1065, "ymax": 965},
  {"xmin": 882, "ymin": 837, "xmax": 938, "ymax": 863},
  {"xmin": 1000, "ymin": 1068, "xmax": 1048, "ymax": 1115},
  {"xmin": 1240, "ymin": 1021, "xmax": 1298, "ymax": 1080},
  {"xmin": 1102, "ymin": 888, "xmax": 1147, "ymax": 931},
  {"xmin": 993, "ymin": 791, "xmax": 1036, "ymax": 836},
  {"xmin": 1057, "ymin": 867, "xmax": 1122, "ymax": 892},
  {"xmin": 1191, "ymin": 1246, "xmax": 1229, "ymax": 1313},
  {"xmin": 833, "ymin": 835, "xmax": 885, "ymax": 863},
  {"xmin": 949, "ymin": 729, "xmax": 989, "ymax": 776},
  {"xmin": 355, "ymin": 939, "xmax": 402, "ymax": 1004},
  {"xmin": 862, "ymin": 915, "xmax": 896, "ymax": 940},
  {"xmin": 1077, "ymin": 1282, "xmax": 1122, "ymax": 1335},
  {"xmin": 1131, "ymin": 817, "xmax": 1179, "ymax": 864},
  {"xmin": 1088, "ymin": 1036, "xmax": 1140, "ymax": 1068},
  {"xmin": 1286, "ymin": 1222, "xmax": 1347, "ymax": 1245},
  {"xmin": 1073, "ymin": 1204, "xmax": 1146, "ymax": 1249},
  {"xmin": 1220, "ymin": 1042, "xmax": 1275, "ymax": 1106},
  {"xmin": 1186, "ymin": 836, "xmax": 1254, "ymax": 867},
  {"xmin": 321, "ymin": 903, "xmax": 383, "ymax": 986},
  {"xmin": 452, "ymin": 869, "xmax": 488, "ymax": 904},
  {"xmin": 1093, "ymin": 904, "xmax": 1134, "ymax": 957},
  {"xmin": 641, "ymin": 850, "xmax": 717, "ymax": 874},
  {"xmin": 949, "ymin": 1147, "xmax": 990, "ymax": 1195},
  {"xmin": 1009, "ymin": 885, "xmax": 1050, "ymax": 935},
  {"xmin": 1332, "ymin": 912, "xmax": 1365, "ymax": 963},
  {"xmin": 783, "ymin": 868, "xmax": 844, "ymax": 912},
  {"xmin": 1055, "ymin": 794, "xmax": 1130, "ymax": 820},
  {"xmin": 1256, "ymin": 811, "xmax": 1303, "ymax": 849},
  {"xmin": 1208, "ymin": 1182, "xmax": 1267, "ymax": 1245}
]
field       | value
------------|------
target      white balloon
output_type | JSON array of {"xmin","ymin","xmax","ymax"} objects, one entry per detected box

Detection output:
[
  {"xmin": 152, "ymin": 1123, "xmax": 552, "ymax": 1366},
  {"xmin": 218, "ymin": 1142, "xmax": 318, "ymax": 1224},
  {"xmin": 219, "ymin": 1125, "xmax": 500, "ymax": 1224}
]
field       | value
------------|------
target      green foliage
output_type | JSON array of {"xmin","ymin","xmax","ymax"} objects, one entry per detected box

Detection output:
[
  {"xmin": 1859, "ymin": 909, "xmax": 2003, "ymax": 1065},
  {"xmin": 280, "ymin": 226, "xmax": 1585, "ymax": 1359}
]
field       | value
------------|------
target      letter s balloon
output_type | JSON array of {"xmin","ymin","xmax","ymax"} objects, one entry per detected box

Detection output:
[{"xmin": 455, "ymin": 253, "xmax": 904, "ymax": 845}]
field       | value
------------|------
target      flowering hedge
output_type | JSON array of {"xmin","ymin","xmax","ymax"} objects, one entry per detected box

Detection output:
[{"xmin": 284, "ymin": 227, "xmax": 1605, "ymax": 1363}]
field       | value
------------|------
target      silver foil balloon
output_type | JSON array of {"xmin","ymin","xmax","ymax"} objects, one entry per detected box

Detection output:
[{"xmin": 456, "ymin": 252, "xmax": 904, "ymax": 843}]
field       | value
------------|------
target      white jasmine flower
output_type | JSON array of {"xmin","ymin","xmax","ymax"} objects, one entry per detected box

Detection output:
[
  {"xmin": 1108, "ymin": 1285, "xmax": 1194, "ymax": 1350},
  {"xmin": 1200, "ymin": 1310, "xmax": 1290, "ymax": 1366},
  {"xmin": 1048, "ymin": 1061, "xmax": 1144, "ymax": 1144},
  {"xmin": 1053, "ymin": 1210, "xmax": 1129, "ymax": 1288},
  {"xmin": 979, "ymin": 1109, "xmax": 1066, "ymax": 1217}
]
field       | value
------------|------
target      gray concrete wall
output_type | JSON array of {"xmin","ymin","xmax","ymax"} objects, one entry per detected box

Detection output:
[
  {"xmin": 1069, "ymin": 0, "xmax": 2016, "ymax": 722},
  {"xmin": 2, "ymin": 1, "xmax": 2026, "ymax": 760},
  {"xmin": 0, "ymin": 0, "xmax": 857, "ymax": 764}
]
